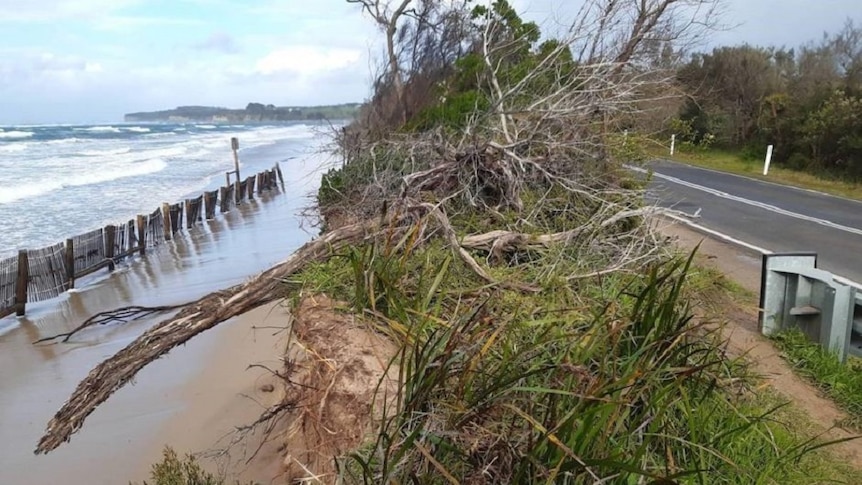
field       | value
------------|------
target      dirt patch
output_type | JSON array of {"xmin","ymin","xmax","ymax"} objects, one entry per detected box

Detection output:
[
  {"xmin": 276, "ymin": 294, "xmax": 399, "ymax": 483},
  {"xmin": 658, "ymin": 218, "xmax": 862, "ymax": 468}
]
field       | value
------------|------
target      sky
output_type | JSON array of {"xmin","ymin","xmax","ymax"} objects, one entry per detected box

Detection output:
[{"xmin": 0, "ymin": 0, "xmax": 858, "ymax": 124}]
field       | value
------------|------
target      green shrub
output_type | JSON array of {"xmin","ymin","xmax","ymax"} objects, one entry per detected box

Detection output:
[{"xmin": 134, "ymin": 447, "xmax": 223, "ymax": 485}]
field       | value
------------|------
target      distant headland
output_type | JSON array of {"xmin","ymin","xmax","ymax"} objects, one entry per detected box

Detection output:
[{"xmin": 124, "ymin": 102, "xmax": 361, "ymax": 123}]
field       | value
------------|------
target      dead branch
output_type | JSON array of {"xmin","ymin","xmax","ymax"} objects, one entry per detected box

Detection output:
[
  {"xmin": 460, "ymin": 207, "xmax": 656, "ymax": 255},
  {"xmin": 33, "ymin": 304, "xmax": 187, "ymax": 344},
  {"xmin": 422, "ymin": 202, "xmax": 540, "ymax": 293}
]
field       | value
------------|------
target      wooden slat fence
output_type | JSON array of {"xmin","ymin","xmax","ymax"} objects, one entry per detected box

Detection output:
[
  {"xmin": 72, "ymin": 228, "xmax": 105, "ymax": 275},
  {"xmin": 2, "ymin": 162, "xmax": 286, "ymax": 317},
  {"xmin": 27, "ymin": 243, "xmax": 69, "ymax": 303},
  {"xmin": 186, "ymin": 195, "xmax": 203, "ymax": 228},
  {"xmin": 0, "ymin": 256, "xmax": 17, "ymax": 315},
  {"xmin": 245, "ymin": 176, "xmax": 256, "ymax": 199},
  {"xmin": 221, "ymin": 184, "xmax": 235, "ymax": 213},
  {"xmin": 169, "ymin": 203, "xmax": 183, "ymax": 234},
  {"xmin": 147, "ymin": 208, "xmax": 163, "ymax": 247},
  {"xmin": 204, "ymin": 190, "xmax": 218, "ymax": 220},
  {"xmin": 239, "ymin": 179, "xmax": 248, "ymax": 201}
]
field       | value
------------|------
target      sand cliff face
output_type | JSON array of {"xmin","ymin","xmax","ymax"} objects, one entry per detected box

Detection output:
[{"xmin": 275, "ymin": 295, "xmax": 399, "ymax": 483}]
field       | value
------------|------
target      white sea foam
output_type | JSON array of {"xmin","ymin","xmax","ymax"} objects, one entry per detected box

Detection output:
[
  {"xmin": 0, "ymin": 131, "xmax": 34, "ymax": 139},
  {"xmin": 0, "ymin": 183, "xmax": 62, "ymax": 204},
  {"xmin": 124, "ymin": 126, "xmax": 151, "ymax": 133},
  {"xmin": 0, "ymin": 142, "xmax": 30, "ymax": 153},
  {"xmin": 75, "ymin": 126, "xmax": 121, "ymax": 133},
  {"xmin": 197, "ymin": 125, "xmax": 217, "ymax": 129},
  {"xmin": 79, "ymin": 147, "xmax": 132, "ymax": 156},
  {"xmin": 0, "ymin": 158, "xmax": 169, "ymax": 205}
]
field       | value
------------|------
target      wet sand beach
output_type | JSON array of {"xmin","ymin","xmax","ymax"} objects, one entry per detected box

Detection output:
[{"xmin": 0, "ymin": 140, "xmax": 330, "ymax": 484}]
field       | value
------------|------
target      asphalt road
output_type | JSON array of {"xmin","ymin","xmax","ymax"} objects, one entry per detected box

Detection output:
[{"xmin": 643, "ymin": 160, "xmax": 862, "ymax": 284}]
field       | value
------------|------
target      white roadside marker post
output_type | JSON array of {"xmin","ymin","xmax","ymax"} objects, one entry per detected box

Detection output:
[
  {"xmin": 670, "ymin": 134, "xmax": 676, "ymax": 156},
  {"xmin": 763, "ymin": 144, "xmax": 774, "ymax": 176}
]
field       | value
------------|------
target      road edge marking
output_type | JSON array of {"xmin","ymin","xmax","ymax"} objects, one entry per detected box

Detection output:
[
  {"xmin": 661, "ymin": 212, "xmax": 862, "ymax": 293},
  {"xmin": 655, "ymin": 159, "xmax": 862, "ymax": 206}
]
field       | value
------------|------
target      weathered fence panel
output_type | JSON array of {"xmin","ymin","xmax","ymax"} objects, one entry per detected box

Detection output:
[
  {"xmin": 169, "ymin": 203, "xmax": 183, "ymax": 234},
  {"xmin": 204, "ymin": 190, "xmax": 218, "ymax": 220},
  {"xmin": 220, "ymin": 185, "xmax": 235, "ymax": 213},
  {"xmin": 72, "ymin": 228, "xmax": 105, "ymax": 275},
  {"xmin": 270, "ymin": 169, "xmax": 279, "ymax": 191},
  {"xmin": 0, "ymin": 255, "xmax": 17, "ymax": 317},
  {"xmin": 147, "ymin": 208, "xmax": 164, "ymax": 247},
  {"xmin": 239, "ymin": 179, "xmax": 248, "ymax": 201},
  {"xmin": 246, "ymin": 176, "xmax": 256, "ymax": 199},
  {"xmin": 27, "ymin": 243, "xmax": 69, "ymax": 303},
  {"xmin": 113, "ymin": 219, "xmax": 137, "ymax": 259},
  {"xmin": 186, "ymin": 195, "xmax": 203, "ymax": 228}
]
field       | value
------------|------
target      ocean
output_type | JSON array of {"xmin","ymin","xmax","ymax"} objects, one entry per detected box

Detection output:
[
  {"xmin": 0, "ymin": 121, "xmax": 335, "ymax": 482},
  {"xmin": 0, "ymin": 122, "xmax": 329, "ymax": 257}
]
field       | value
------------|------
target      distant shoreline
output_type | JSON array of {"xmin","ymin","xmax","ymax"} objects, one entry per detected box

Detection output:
[{"xmin": 124, "ymin": 102, "xmax": 361, "ymax": 123}]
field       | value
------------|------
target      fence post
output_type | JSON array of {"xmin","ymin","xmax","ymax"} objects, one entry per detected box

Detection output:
[
  {"xmin": 104, "ymin": 224, "xmax": 116, "ymax": 271},
  {"xmin": 65, "ymin": 238, "xmax": 75, "ymax": 288},
  {"xmin": 235, "ymin": 178, "xmax": 242, "ymax": 205},
  {"xmin": 15, "ymin": 249, "xmax": 28, "ymax": 316},
  {"xmin": 162, "ymin": 203, "xmax": 172, "ymax": 241},
  {"xmin": 136, "ymin": 215, "xmax": 146, "ymax": 255},
  {"xmin": 127, "ymin": 219, "xmax": 135, "ymax": 254}
]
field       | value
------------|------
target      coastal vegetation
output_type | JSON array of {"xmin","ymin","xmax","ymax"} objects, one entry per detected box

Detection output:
[
  {"xmin": 123, "ymin": 102, "xmax": 361, "ymax": 123},
  {"xmin": 38, "ymin": 0, "xmax": 862, "ymax": 483},
  {"xmin": 670, "ymin": 21, "xmax": 862, "ymax": 182},
  {"xmin": 300, "ymin": 0, "xmax": 860, "ymax": 482}
]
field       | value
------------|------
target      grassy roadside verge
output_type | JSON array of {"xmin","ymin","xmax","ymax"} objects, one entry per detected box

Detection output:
[
  {"xmin": 292, "ymin": 156, "xmax": 862, "ymax": 482},
  {"xmin": 773, "ymin": 330, "xmax": 862, "ymax": 431},
  {"xmin": 651, "ymin": 147, "xmax": 862, "ymax": 201}
]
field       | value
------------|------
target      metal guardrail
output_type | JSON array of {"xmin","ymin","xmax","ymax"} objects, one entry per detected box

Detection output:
[{"xmin": 760, "ymin": 253, "xmax": 862, "ymax": 362}]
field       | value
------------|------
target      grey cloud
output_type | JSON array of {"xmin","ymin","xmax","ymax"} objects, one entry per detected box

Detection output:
[{"xmin": 193, "ymin": 32, "xmax": 240, "ymax": 54}]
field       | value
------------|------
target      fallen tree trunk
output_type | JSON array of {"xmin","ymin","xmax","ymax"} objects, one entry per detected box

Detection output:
[{"xmin": 35, "ymin": 218, "xmax": 383, "ymax": 454}]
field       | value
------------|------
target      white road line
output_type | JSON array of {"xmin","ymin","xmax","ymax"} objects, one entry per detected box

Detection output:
[
  {"xmin": 662, "ymin": 212, "xmax": 862, "ymax": 294},
  {"xmin": 629, "ymin": 165, "xmax": 862, "ymax": 238},
  {"xmin": 661, "ymin": 212, "xmax": 772, "ymax": 255}
]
